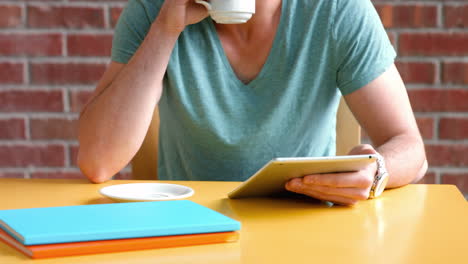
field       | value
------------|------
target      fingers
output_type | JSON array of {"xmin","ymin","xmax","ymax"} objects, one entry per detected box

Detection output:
[
  {"xmin": 188, "ymin": 0, "xmax": 209, "ymax": 13},
  {"xmin": 299, "ymin": 190, "xmax": 357, "ymax": 206},
  {"xmin": 282, "ymin": 145, "xmax": 382, "ymax": 206},
  {"xmin": 302, "ymin": 184, "xmax": 370, "ymax": 200},
  {"xmin": 286, "ymin": 180, "xmax": 358, "ymax": 206},
  {"xmin": 302, "ymin": 171, "xmax": 374, "ymax": 188},
  {"xmin": 285, "ymin": 178, "xmax": 370, "ymax": 205}
]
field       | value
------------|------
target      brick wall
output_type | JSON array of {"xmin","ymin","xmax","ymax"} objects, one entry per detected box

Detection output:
[
  {"xmin": 0, "ymin": 0, "xmax": 129, "ymax": 179},
  {"xmin": 0, "ymin": 0, "xmax": 467, "ymax": 197},
  {"xmin": 372, "ymin": 0, "xmax": 468, "ymax": 198}
]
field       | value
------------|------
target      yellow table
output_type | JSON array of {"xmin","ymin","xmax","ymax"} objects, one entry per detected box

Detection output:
[{"xmin": 0, "ymin": 179, "xmax": 467, "ymax": 264}]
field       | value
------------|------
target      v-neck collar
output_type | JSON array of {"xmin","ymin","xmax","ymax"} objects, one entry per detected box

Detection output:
[{"xmin": 206, "ymin": 0, "xmax": 287, "ymax": 88}]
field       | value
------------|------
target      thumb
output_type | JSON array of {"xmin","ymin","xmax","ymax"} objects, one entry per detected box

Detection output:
[{"xmin": 347, "ymin": 144, "xmax": 378, "ymax": 155}]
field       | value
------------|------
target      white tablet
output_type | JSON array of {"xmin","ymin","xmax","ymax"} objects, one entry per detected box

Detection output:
[{"xmin": 228, "ymin": 154, "xmax": 378, "ymax": 199}]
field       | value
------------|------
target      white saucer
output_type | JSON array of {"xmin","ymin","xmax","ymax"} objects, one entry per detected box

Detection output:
[{"xmin": 99, "ymin": 183, "xmax": 195, "ymax": 203}]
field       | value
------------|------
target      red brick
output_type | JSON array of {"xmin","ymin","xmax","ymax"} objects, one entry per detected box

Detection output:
[
  {"xmin": 396, "ymin": 61, "xmax": 436, "ymax": 84},
  {"xmin": 67, "ymin": 34, "xmax": 113, "ymax": 57},
  {"xmin": 0, "ymin": 172, "xmax": 25, "ymax": 178},
  {"xmin": 0, "ymin": 119, "xmax": 26, "ymax": 139},
  {"xmin": 387, "ymin": 32, "xmax": 396, "ymax": 47},
  {"xmin": 0, "ymin": 145, "xmax": 65, "ymax": 167},
  {"xmin": 31, "ymin": 171, "xmax": 86, "ymax": 179},
  {"xmin": 69, "ymin": 145, "xmax": 79, "ymax": 167},
  {"xmin": 439, "ymin": 118, "xmax": 468, "ymax": 140},
  {"xmin": 30, "ymin": 63, "xmax": 106, "ymax": 84},
  {"xmin": 28, "ymin": 6, "xmax": 105, "ymax": 29},
  {"xmin": 70, "ymin": 90, "xmax": 93, "ymax": 113},
  {"xmin": 399, "ymin": 33, "xmax": 468, "ymax": 56},
  {"xmin": 0, "ymin": 34, "xmax": 62, "ymax": 56},
  {"xmin": 376, "ymin": 4, "xmax": 437, "ymax": 28},
  {"xmin": 0, "ymin": 91, "xmax": 63, "ymax": 112},
  {"xmin": 110, "ymin": 7, "xmax": 124, "ymax": 28},
  {"xmin": 416, "ymin": 172, "xmax": 436, "ymax": 184},
  {"xmin": 416, "ymin": 117, "xmax": 434, "ymax": 139},
  {"xmin": 441, "ymin": 173, "xmax": 468, "ymax": 195},
  {"xmin": 445, "ymin": 5, "xmax": 468, "ymax": 28},
  {"xmin": 408, "ymin": 90, "xmax": 468, "ymax": 112},
  {"xmin": 426, "ymin": 144, "xmax": 468, "ymax": 167},
  {"xmin": 0, "ymin": 62, "xmax": 24, "ymax": 84},
  {"xmin": 442, "ymin": 62, "xmax": 468, "ymax": 85},
  {"xmin": 0, "ymin": 5, "xmax": 22, "ymax": 28},
  {"xmin": 30, "ymin": 118, "xmax": 78, "ymax": 140},
  {"xmin": 376, "ymin": 4, "xmax": 392, "ymax": 28}
]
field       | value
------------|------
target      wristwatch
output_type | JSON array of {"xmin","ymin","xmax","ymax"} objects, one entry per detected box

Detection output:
[{"xmin": 369, "ymin": 154, "xmax": 389, "ymax": 199}]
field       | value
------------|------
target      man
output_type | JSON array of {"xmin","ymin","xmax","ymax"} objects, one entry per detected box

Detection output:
[{"xmin": 77, "ymin": 0, "xmax": 427, "ymax": 205}]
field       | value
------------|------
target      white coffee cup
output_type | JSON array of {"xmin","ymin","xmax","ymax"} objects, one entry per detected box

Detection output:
[{"xmin": 195, "ymin": 0, "xmax": 255, "ymax": 24}]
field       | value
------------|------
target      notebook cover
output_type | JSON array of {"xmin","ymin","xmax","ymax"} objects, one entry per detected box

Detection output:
[
  {"xmin": 0, "ymin": 229, "xmax": 239, "ymax": 259},
  {"xmin": 0, "ymin": 200, "xmax": 240, "ymax": 245}
]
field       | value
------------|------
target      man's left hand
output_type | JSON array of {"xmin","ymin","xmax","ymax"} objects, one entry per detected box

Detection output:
[{"xmin": 285, "ymin": 144, "xmax": 379, "ymax": 206}]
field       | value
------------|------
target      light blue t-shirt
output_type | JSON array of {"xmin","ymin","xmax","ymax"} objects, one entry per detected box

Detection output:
[{"xmin": 112, "ymin": 0, "xmax": 396, "ymax": 181}]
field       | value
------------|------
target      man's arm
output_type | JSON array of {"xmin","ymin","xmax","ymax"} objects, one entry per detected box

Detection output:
[
  {"xmin": 344, "ymin": 64, "xmax": 427, "ymax": 188},
  {"xmin": 285, "ymin": 64, "xmax": 427, "ymax": 205},
  {"xmin": 77, "ymin": 1, "xmax": 207, "ymax": 183},
  {"xmin": 77, "ymin": 23, "xmax": 178, "ymax": 184}
]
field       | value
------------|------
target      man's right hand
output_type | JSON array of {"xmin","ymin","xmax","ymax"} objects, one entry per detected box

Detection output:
[{"xmin": 157, "ymin": 0, "xmax": 209, "ymax": 35}]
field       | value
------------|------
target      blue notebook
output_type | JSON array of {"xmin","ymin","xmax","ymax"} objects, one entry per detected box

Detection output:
[{"xmin": 0, "ymin": 200, "xmax": 240, "ymax": 245}]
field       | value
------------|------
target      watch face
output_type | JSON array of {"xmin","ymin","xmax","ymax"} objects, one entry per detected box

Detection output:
[{"xmin": 374, "ymin": 173, "xmax": 389, "ymax": 197}]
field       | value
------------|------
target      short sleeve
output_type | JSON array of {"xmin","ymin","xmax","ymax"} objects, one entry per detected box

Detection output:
[
  {"xmin": 333, "ymin": 0, "xmax": 396, "ymax": 95},
  {"xmin": 111, "ymin": 0, "xmax": 163, "ymax": 64}
]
